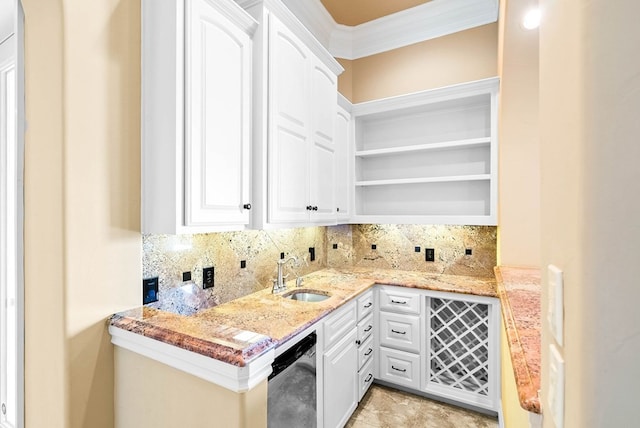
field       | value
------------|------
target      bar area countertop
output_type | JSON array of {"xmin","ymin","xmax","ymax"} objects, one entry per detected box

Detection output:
[
  {"xmin": 109, "ymin": 267, "xmax": 498, "ymax": 368},
  {"xmin": 495, "ymin": 266, "xmax": 542, "ymax": 414}
]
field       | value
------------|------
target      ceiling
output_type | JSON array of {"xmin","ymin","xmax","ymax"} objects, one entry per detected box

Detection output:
[{"xmin": 320, "ymin": 0, "xmax": 434, "ymax": 26}]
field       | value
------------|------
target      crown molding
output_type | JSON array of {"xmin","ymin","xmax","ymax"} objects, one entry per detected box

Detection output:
[
  {"xmin": 236, "ymin": 0, "xmax": 343, "ymax": 75},
  {"xmin": 281, "ymin": 0, "xmax": 499, "ymax": 60}
]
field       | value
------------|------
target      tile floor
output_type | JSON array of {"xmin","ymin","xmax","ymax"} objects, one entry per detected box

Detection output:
[{"xmin": 345, "ymin": 384, "xmax": 499, "ymax": 428}]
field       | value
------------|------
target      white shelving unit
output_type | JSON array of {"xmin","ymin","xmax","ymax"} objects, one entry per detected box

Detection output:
[{"xmin": 351, "ymin": 77, "xmax": 499, "ymax": 225}]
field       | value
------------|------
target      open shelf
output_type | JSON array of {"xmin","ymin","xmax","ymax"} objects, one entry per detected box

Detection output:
[
  {"xmin": 355, "ymin": 174, "xmax": 490, "ymax": 187},
  {"xmin": 355, "ymin": 137, "xmax": 491, "ymax": 158},
  {"xmin": 350, "ymin": 77, "xmax": 499, "ymax": 225}
]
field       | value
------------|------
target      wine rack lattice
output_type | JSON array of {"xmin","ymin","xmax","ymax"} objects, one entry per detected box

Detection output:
[{"xmin": 428, "ymin": 298, "xmax": 489, "ymax": 396}]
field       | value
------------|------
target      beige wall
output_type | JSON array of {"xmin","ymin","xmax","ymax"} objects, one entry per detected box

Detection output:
[
  {"xmin": 22, "ymin": 1, "xmax": 67, "ymax": 426},
  {"xmin": 540, "ymin": 0, "xmax": 640, "ymax": 426},
  {"xmin": 496, "ymin": 0, "xmax": 540, "ymax": 267},
  {"xmin": 23, "ymin": 0, "xmax": 142, "ymax": 427},
  {"xmin": 345, "ymin": 23, "xmax": 498, "ymax": 103},
  {"xmin": 115, "ymin": 348, "xmax": 267, "ymax": 428}
]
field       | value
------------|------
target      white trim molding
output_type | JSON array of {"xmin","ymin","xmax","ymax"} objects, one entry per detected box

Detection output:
[
  {"xmin": 109, "ymin": 326, "xmax": 275, "ymax": 393},
  {"xmin": 282, "ymin": 0, "xmax": 499, "ymax": 60}
]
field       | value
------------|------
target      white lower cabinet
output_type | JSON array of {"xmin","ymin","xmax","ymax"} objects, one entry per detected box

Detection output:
[
  {"xmin": 322, "ymin": 302, "xmax": 358, "ymax": 428},
  {"xmin": 357, "ymin": 358, "xmax": 374, "ymax": 401},
  {"xmin": 355, "ymin": 291, "xmax": 375, "ymax": 401},
  {"xmin": 320, "ymin": 286, "xmax": 498, "ymax": 427},
  {"xmin": 323, "ymin": 328, "xmax": 358, "ymax": 428},
  {"xmin": 376, "ymin": 285, "xmax": 500, "ymax": 412},
  {"xmin": 378, "ymin": 346, "xmax": 421, "ymax": 390},
  {"xmin": 379, "ymin": 311, "xmax": 421, "ymax": 353}
]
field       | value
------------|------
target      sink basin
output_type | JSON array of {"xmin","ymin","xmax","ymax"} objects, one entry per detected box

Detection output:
[{"xmin": 282, "ymin": 289, "xmax": 331, "ymax": 302}]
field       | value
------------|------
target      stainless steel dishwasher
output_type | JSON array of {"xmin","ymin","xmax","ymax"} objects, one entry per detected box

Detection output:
[{"xmin": 268, "ymin": 331, "xmax": 317, "ymax": 427}]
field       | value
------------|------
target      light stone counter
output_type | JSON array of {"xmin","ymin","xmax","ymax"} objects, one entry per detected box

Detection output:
[
  {"xmin": 110, "ymin": 267, "xmax": 497, "ymax": 368},
  {"xmin": 495, "ymin": 266, "xmax": 541, "ymax": 414}
]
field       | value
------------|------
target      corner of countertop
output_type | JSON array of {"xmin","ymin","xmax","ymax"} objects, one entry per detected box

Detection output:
[{"xmin": 495, "ymin": 265, "xmax": 542, "ymax": 414}]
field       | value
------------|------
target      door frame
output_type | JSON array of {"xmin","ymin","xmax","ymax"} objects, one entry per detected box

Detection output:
[{"xmin": 0, "ymin": 1, "xmax": 24, "ymax": 427}]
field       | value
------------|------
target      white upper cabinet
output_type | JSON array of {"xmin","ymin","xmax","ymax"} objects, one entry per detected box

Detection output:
[
  {"xmin": 267, "ymin": 14, "xmax": 311, "ymax": 224},
  {"xmin": 335, "ymin": 97, "xmax": 353, "ymax": 222},
  {"xmin": 141, "ymin": 0, "xmax": 257, "ymax": 234},
  {"xmin": 237, "ymin": 0, "xmax": 343, "ymax": 229},
  {"xmin": 351, "ymin": 77, "xmax": 500, "ymax": 226},
  {"xmin": 309, "ymin": 59, "xmax": 338, "ymax": 223}
]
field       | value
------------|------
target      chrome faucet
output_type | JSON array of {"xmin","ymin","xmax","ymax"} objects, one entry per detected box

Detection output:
[{"xmin": 272, "ymin": 256, "xmax": 298, "ymax": 293}]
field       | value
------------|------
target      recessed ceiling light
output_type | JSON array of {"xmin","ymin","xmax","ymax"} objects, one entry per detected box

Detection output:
[{"xmin": 522, "ymin": 8, "xmax": 541, "ymax": 30}]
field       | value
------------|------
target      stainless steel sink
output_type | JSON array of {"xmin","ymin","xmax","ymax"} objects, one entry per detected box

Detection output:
[{"xmin": 282, "ymin": 289, "xmax": 330, "ymax": 302}]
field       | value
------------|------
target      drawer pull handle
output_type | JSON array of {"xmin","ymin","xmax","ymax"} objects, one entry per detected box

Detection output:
[
  {"xmin": 391, "ymin": 365, "xmax": 407, "ymax": 373},
  {"xmin": 391, "ymin": 299, "xmax": 407, "ymax": 305},
  {"xmin": 364, "ymin": 348, "xmax": 373, "ymax": 356},
  {"xmin": 391, "ymin": 329, "xmax": 406, "ymax": 335},
  {"xmin": 365, "ymin": 374, "xmax": 373, "ymax": 383},
  {"xmin": 363, "ymin": 302, "xmax": 372, "ymax": 308},
  {"xmin": 364, "ymin": 325, "xmax": 372, "ymax": 332}
]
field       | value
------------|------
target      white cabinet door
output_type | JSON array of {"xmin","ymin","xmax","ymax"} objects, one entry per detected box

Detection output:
[
  {"xmin": 309, "ymin": 60, "xmax": 337, "ymax": 223},
  {"xmin": 335, "ymin": 103, "xmax": 352, "ymax": 222},
  {"xmin": 267, "ymin": 14, "xmax": 310, "ymax": 224},
  {"xmin": 142, "ymin": 0, "xmax": 255, "ymax": 234},
  {"xmin": 323, "ymin": 328, "xmax": 358, "ymax": 428},
  {"xmin": 265, "ymin": 14, "xmax": 339, "ymax": 226},
  {"xmin": 184, "ymin": 0, "xmax": 252, "ymax": 227}
]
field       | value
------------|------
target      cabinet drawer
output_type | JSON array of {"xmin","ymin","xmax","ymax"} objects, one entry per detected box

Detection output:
[
  {"xmin": 357, "ymin": 290, "xmax": 374, "ymax": 320},
  {"xmin": 378, "ymin": 286, "xmax": 421, "ymax": 315},
  {"xmin": 357, "ymin": 312, "xmax": 374, "ymax": 345},
  {"xmin": 324, "ymin": 301, "xmax": 357, "ymax": 349},
  {"xmin": 358, "ymin": 357, "xmax": 374, "ymax": 402},
  {"xmin": 378, "ymin": 346, "xmax": 421, "ymax": 390},
  {"xmin": 358, "ymin": 334, "xmax": 374, "ymax": 370},
  {"xmin": 379, "ymin": 311, "xmax": 421, "ymax": 353}
]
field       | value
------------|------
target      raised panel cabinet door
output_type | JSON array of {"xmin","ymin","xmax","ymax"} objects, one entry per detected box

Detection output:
[
  {"xmin": 309, "ymin": 60, "xmax": 337, "ymax": 223},
  {"xmin": 267, "ymin": 14, "xmax": 310, "ymax": 224},
  {"xmin": 184, "ymin": 0, "xmax": 252, "ymax": 227},
  {"xmin": 323, "ymin": 328, "xmax": 358, "ymax": 428},
  {"xmin": 335, "ymin": 105, "xmax": 352, "ymax": 220}
]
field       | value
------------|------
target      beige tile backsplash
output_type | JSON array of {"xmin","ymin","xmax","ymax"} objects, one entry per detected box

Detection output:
[{"xmin": 143, "ymin": 224, "xmax": 496, "ymax": 305}]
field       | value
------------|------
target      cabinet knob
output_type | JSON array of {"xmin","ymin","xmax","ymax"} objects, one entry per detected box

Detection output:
[
  {"xmin": 243, "ymin": 203, "xmax": 252, "ymax": 210},
  {"xmin": 337, "ymin": 207, "xmax": 340, "ymax": 212},
  {"xmin": 312, "ymin": 206, "xmax": 318, "ymax": 211},
  {"xmin": 355, "ymin": 339, "xmax": 361, "ymax": 346},
  {"xmin": 306, "ymin": 205, "xmax": 313, "ymax": 211}
]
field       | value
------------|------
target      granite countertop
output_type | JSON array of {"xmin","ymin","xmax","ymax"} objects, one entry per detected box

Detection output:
[
  {"xmin": 110, "ymin": 267, "xmax": 497, "ymax": 367},
  {"xmin": 495, "ymin": 266, "xmax": 541, "ymax": 414}
]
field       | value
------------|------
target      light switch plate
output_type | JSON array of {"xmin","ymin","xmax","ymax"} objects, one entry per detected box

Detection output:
[
  {"xmin": 548, "ymin": 264, "xmax": 564, "ymax": 346},
  {"xmin": 548, "ymin": 344, "xmax": 565, "ymax": 428}
]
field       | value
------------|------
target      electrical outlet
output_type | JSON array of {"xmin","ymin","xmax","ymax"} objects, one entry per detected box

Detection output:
[
  {"xmin": 182, "ymin": 271, "xmax": 192, "ymax": 282},
  {"xmin": 465, "ymin": 248, "xmax": 473, "ymax": 256},
  {"xmin": 240, "ymin": 260, "xmax": 246, "ymax": 269},
  {"xmin": 415, "ymin": 246, "xmax": 421, "ymax": 253},
  {"xmin": 280, "ymin": 252, "xmax": 285, "ymax": 260},
  {"xmin": 309, "ymin": 247, "xmax": 316, "ymax": 262},
  {"xmin": 371, "ymin": 244, "xmax": 377, "ymax": 250},
  {"xmin": 202, "ymin": 267, "xmax": 214, "ymax": 289},
  {"xmin": 425, "ymin": 248, "xmax": 435, "ymax": 262},
  {"xmin": 143, "ymin": 277, "xmax": 159, "ymax": 304},
  {"xmin": 332, "ymin": 243, "xmax": 338, "ymax": 249}
]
